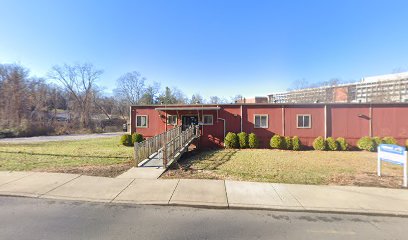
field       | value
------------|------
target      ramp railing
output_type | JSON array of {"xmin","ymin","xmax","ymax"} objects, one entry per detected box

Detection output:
[
  {"xmin": 162, "ymin": 125, "xmax": 199, "ymax": 167},
  {"xmin": 134, "ymin": 125, "xmax": 199, "ymax": 167}
]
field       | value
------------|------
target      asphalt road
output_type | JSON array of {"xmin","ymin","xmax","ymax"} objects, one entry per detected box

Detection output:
[
  {"xmin": 0, "ymin": 132, "xmax": 122, "ymax": 144},
  {"xmin": 0, "ymin": 197, "xmax": 407, "ymax": 240}
]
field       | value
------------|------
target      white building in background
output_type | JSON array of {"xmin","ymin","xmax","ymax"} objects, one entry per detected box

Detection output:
[{"xmin": 268, "ymin": 72, "xmax": 408, "ymax": 103}]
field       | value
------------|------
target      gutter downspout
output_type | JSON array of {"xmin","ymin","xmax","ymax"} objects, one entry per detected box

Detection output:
[
  {"xmin": 281, "ymin": 105, "xmax": 285, "ymax": 136},
  {"xmin": 176, "ymin": 110, "xmax": 179, "ymax": 126},
  {"xmin": 217, "ymin": 106, "xmax": 226, "ymax": 146},
  {"xmin": 324, "ymin": 104, "xmax": 327, "ymax": 139},
  {"xmin": 129, "ymin": 106, "xmax": 133, "ymax": 134},
  {"xmin": 201, "ymin": 104, "xmax": 204, "ymax": 137},
  {"xmin": 164, "ymin": 104, "xmax": 167, "ymax": 132},
  {"xmin": 369, "ymin": 103, "xmax": 373, "ymax": 137},
  {"xmin": 218, "ymin": 118, "xmax": 226, "ymax": 145},
  {"xmin": 240, "ymin": 104, "xmax": 243, "ymax": 132}
]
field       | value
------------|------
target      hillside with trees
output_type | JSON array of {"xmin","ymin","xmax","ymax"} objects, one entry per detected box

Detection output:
[{"xmin": 0, "ymin": 62, "xmax": 240, "ymax": 138}]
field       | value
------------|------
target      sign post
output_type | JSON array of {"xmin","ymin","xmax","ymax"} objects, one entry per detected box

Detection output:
[{"xmin": 377, "ymin": 144, "xmax": 407, "ymax": 187}]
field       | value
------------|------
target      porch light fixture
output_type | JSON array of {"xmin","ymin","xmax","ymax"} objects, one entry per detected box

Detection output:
[{"xmin": 358, "ymin": 114, "xmax": 370, "ymax": 120}]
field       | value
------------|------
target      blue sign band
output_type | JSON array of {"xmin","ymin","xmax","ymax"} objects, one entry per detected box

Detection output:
[{"xmin": 378, "ymin": 144, "xmax": 405, "ymax": 156}]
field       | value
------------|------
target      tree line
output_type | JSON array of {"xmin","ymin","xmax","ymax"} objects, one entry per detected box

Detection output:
[{"xmin": 0, "ymin": 62, "xmax": 241, "ymax": 137}]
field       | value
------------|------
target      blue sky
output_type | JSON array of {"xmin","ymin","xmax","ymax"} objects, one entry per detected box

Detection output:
[{"xmin": 1, "ymin": 0, "xmax": 408, "ymax": 99}]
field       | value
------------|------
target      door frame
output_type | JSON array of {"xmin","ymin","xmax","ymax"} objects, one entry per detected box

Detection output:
[{"xmin": 181, "ymin": 114, "xmax": 199, "ymax": 130}]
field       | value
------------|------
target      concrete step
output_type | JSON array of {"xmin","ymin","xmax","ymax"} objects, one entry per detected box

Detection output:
[{"xmin": 116, "ymin": 167, "xmax": 165, "ymax": 179}]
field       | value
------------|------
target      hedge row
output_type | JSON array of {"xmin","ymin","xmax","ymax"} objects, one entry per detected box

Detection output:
[
  {"xmin": 269, "ymin": 134, "xmax": 302, "ymax": 151},
  {"xmin": 223, "ymin": 132, "xmax": 402, "ymax": 152},
  {"xmin": 311, "ymin": 136, "xmax": 400, "ymax": 152},
  {"xmin": 357, "ymin": 136, "xmax": 397, "ymax": 152},
  {"xmin": 312, "ymin": 136, "xmax": 348, "ymax": 151},
  {"xmin": 225, "ymin": 132, "xmax": 259, "ymax": 149},
  {"xmin": 120, "ymin": 133, "xmax": 144, "ymax": 146}
]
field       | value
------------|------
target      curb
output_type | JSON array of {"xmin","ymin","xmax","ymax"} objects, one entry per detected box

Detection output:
[
  {"xmin": 227, "ymin": 205, "xmax": 408, "ymax": 218},
  {"xmin": 2, "ymin": 193, "xmax": 408, "ymax": 218}
]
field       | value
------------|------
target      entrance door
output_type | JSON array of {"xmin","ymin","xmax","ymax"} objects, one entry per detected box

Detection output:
[{"xmin": 182, "ymin": 115, "xmax": 198, "ymax": 130}]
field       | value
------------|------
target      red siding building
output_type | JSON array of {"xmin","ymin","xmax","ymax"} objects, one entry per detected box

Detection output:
[{"xmin": 130, "ymin": 103, "xmax": 408, "ymax": 148}]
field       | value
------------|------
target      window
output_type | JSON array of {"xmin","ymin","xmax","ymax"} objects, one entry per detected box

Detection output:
[
  {"xmin": 136, "ymin": 115, "xmax": 148, "ymax": 128},
  {"xmin": 167, "ymin": 115, "xmax": 177, "ymax": 125},
  {"xmin": 297, "ymin": 114, "xmax": 311, "ymax": 128},
  {"xmin": 254, "ymin": 114, "xmax": 268, "ymax": 128},
  {"xmin": 203, "ymin": 115, "xmax": 213, "ymax": 125}
]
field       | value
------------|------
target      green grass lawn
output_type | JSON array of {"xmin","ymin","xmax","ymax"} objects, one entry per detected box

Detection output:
[
  {"xmin": 162, "ymin": 149, "xmax": 404, "ymax": 188},
  {"xmin": 0, "ymin": 137, "xmax": 134, "ymax": 177}
]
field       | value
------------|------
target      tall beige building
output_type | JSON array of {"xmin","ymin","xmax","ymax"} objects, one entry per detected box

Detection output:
[{"xmin": 268, "ymin": 72, "xmax": 408, "ymax": 103}]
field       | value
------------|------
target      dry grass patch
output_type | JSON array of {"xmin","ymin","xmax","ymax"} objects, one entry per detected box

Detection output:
[{"xmin": 162, "ymin": 149, "xmax": 404, "ymax": 188}]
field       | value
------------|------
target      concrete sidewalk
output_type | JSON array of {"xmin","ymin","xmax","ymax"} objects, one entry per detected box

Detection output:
[{"xmin": 1, "ymin": 171, "xmax": 408, "ymax": 216}]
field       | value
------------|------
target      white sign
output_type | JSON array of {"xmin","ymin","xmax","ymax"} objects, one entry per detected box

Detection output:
[{"xmin": 377, "ymin": 144, "xmax": 407, "ymax": 187}]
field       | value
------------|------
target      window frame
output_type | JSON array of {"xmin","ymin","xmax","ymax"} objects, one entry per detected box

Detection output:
[
  {"xmin": 136, "ymin": 115, "xmax": 148, "ymax": 128},
  {"xmin": 202, "ymin": 114, "xmax": 213, "ymax": 125},
  {"xmin": 167, "ymin": 115, "xmax": 178, "ymax": 125},
  {"xmin": 254, "ymin": 114, "xmax": 269, "ymax": 128},
  {"xmin": 296, "ymin": 114, "xmax": 312, "ymax": 129}
]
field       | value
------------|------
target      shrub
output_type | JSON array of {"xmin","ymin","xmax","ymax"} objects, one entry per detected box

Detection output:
[
  {"xmin": 224, "ymin": 132, "xmax": 239, "ymax": 149},
  {"xmin": 336, "ymin": 137, "xmax": 348, "ymax": 151},
  {"xmin": 237, "ymin": 132, "xmax": 248, "ymax": 149},
  {"xmin": 0, "ymin": 129, "xmax": 16, "ymax": 138},
  {"xmin": 382, "ymin": 136, "xmax": 397, "ymax": 145},
  {"xmin": 132, "ymin": 133, "xmax": 144, "ymax": 144},
  {"xmin": 313, "ymin": 136, "xmax": 327, "ymax": 151},
  {"xmin": 357, "ymin": 136, "xmax": 376, "ymax": 152},
  {"xmin": 326, "ymin": 137, "xmax": 338, "ymax": 151},
  {"xmin": 248, "ymin": 133, "xmax": 259, "ymax": 149},
  {"xmin": 373, "ymin": 137, "xmax": 383, "ymax": 146},
  {"xmin": 120, "ymin": 134, "xmax": 132, "ymax": 146},
  {"xmin": 284, "ymin": 136, "xmax": 292, "ymax": 150},
  {"xmin": 292, "ymin": 136, "xmax": 301, "ymax": 151},
  {"xmin": 270, "ymin": 134, "xmax": 284, "ymax": 149}
]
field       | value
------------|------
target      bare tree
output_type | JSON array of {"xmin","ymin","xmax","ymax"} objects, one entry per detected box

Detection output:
[
  {"xmin": 92, "ymin": 90, "xmax": 114, "ymax": 120},
  {"xmin": 48, "ymin": 63, "xmax": 103, "ymax": 128},
  {"xmin": 230, "ymin": 94, "xmax": 243, "ymax": 103},
  {"xmin": 158, "ymin": 87, "xmax": 187, "ymax": 104},
  {"xmin": 173, "ymin": 88, "xmax": 188, "ymax": 104},
  {"xmin": 0, "ymin": 63, "xmax": 66, "ymax": 136},
  {"xmin": 325, "ymin": 78, "xmax": 341, "ymax": 87},
  {"xmin": 190, "ymin": 93, "xmax": 205, "ymax": 104},
  {"xmin": 392, "ymin": 67, "xmax": 408, "ymax": 74},
  {"xmin": 208, "ymin": 96, "xmax": 228, "ymax": 104},
  {"xmin": 209, "ymin": 96, "xmax": 220, "ymax": 104},
  {"xmin": 0, "ymin": 64, "xmax": 29, "ymax": 127},
  {"xmin": 140, "ymin": 82, "xmax": 161, "ymax": 104},
  {"xmin": 288, "ymin": 78, "xmax": 344, "ymax": 91},
  {"xmin": 114, "ymin": 71, "xmax": 146, "ymax": 105},
  {"xmin": 288, "ymin": 78, "xmax": 310, "ymax": 90},
  {"xmin": 26, "ymin": 78, "xmax": 51, "ymax": 123}
]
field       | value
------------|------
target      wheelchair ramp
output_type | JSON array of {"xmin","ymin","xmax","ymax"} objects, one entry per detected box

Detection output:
[{"xmin": 134, "ymin": 125, "xmax": 199, "ymax": 169}]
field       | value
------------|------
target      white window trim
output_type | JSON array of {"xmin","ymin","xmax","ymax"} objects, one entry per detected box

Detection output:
[
  {"xmin": 136, "ymin": 115, "xmax": 148, "ymax": 128},
  {"xmin": 296, "ymin": 114, "xmax": 311, "ymax": 129},
  {"xmin": 202, "ymin": 114, "xmax": 213, "ymax": 125},
  {"xmin": 254, "ymin": 114, "xmax": 268, "ymax": 128},
  {"xmin": 167, "ymin": 115, "xmax": 178, "ymax": 125}
]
